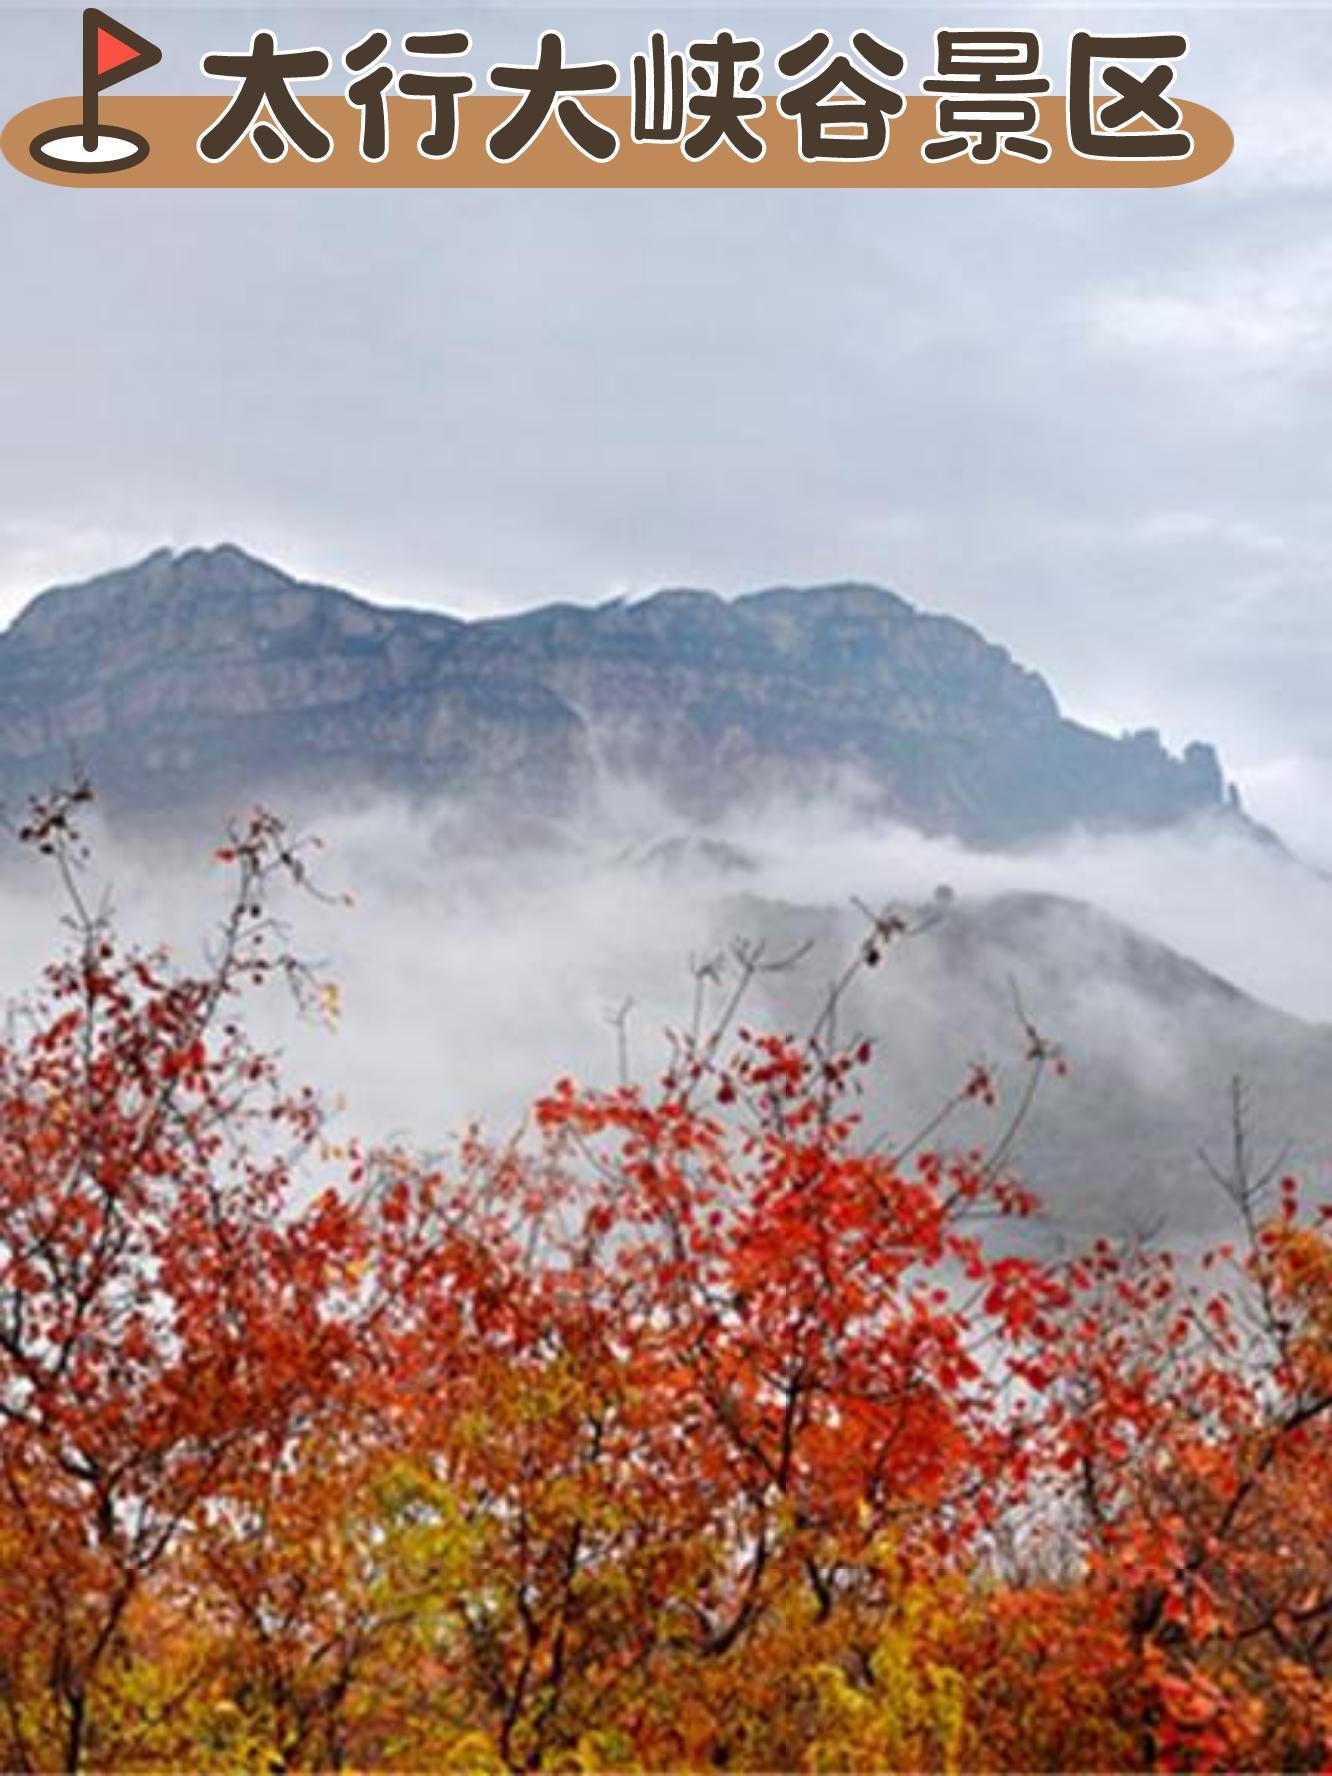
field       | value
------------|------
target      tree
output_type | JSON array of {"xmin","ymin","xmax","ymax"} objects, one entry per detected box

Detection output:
[{"xmin": 0, "ymin": 788, "xmax": 364, "ymax": 1771}]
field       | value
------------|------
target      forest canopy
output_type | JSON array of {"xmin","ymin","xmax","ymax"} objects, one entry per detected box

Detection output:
[{"xmin": 0, "ymin": 786, "xmax": 1329, "ymax": 1773}]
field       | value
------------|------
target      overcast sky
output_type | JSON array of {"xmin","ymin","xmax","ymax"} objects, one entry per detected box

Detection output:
[{"xmin": 2, "ymin": 2, "xmax": 1330, "ymax": 855}]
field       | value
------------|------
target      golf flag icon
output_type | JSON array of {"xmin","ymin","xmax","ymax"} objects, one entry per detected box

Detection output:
[{"xmin": 30, "ymin": 9, "xmax": 162, "ymax": 173}]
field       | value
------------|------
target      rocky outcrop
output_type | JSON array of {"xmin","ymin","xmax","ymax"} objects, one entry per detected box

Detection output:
[{"xmin": 0, "ymin": 544, "xmax": 1254, "ymax": 845}]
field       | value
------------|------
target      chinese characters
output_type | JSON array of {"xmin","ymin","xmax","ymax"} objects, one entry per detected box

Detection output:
[{"xmin": 195, "ymin": 25, "xmax": 1195, "ymax": 169}]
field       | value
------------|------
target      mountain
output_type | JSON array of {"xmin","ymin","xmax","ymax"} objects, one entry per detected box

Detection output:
[
  {"xmin": 0, "ymin": 544, "xmax": 1255, "ymax": 846},
  {"xmin": 691, "ymin": 884, "xmax": 1332, "ymax": 1242},
  {"xmin": 0, "ymin": 545, "xmax": 1323, "ymax": 1236}
]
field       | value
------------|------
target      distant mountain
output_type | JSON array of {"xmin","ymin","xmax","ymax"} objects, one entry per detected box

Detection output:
[
  {"xmin": 0, "ymin": 544, "xmax": 1260, "ymax": 846},
  {"xmin": 702, "ymin": 885, "xmax": 1332, "ymax": 1241}
]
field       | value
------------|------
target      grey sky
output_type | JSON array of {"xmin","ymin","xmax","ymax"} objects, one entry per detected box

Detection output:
[{"xmin": 2, "ymin": 3, "xmax": 1330, "ymax": 855}]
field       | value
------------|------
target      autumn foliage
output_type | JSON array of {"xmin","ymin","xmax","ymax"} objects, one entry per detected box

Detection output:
[{"xmin": 1, "ymin": 788, "xmax": 1331, "ymax": 1771}]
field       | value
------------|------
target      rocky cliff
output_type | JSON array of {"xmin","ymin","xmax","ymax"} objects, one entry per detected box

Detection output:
[{"xmin": 0, "ymin": 544, "xmax": 1250, "ymax": 845}]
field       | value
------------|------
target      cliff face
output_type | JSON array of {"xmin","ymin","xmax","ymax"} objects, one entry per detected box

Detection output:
[{"xmin": 0, "ymin": 544, "xmax": 1246, "ymax": 844}]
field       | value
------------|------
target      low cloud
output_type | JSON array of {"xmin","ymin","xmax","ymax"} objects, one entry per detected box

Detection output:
[{"xmin": 2, "ymin": 787, "xmax": 1327, "ymax": 1247}]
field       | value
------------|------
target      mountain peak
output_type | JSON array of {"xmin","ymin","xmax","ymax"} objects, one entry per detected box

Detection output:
[
  {"xmin": 7, "ymin": 543, "xmax": 304, "ymax": 652},
  {"xmin": 738, "ymin": 579, "xmax": 915, "ymax": 618},
  {"xmin": 169, "ymin": 542, "xmax": 296, "ymax": 586}
]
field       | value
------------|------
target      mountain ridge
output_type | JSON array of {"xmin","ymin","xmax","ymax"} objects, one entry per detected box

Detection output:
[{"xmin": 0, "ymin": 544, "xmax": 1260, "ymax": 847}]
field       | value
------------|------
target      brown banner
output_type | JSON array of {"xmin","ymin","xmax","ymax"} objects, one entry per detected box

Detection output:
[{"xmin": 4, "ymin": 93, "xmax": 1232, "ymax": 189}]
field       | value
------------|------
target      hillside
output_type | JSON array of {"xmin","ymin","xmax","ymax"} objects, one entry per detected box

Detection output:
[{"xmin": 717, "ymin": 885, "xmax": 1332, "ymax": 1241}]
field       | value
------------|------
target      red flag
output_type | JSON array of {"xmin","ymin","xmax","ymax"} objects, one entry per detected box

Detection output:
[{"xmin": 84, "ymin": 9, "xmax": 161, "ymax": 93}]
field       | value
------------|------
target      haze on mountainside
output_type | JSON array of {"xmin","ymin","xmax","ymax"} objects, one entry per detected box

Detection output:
[{"xmin": 0, "ymin": 541, "xmax": 1326, "ymax": 1241}]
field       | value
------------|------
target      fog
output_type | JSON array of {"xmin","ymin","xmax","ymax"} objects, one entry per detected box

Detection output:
[{"xmin": 0, "ymin": 788, "xmax": 1328, "ymax": 1247}]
